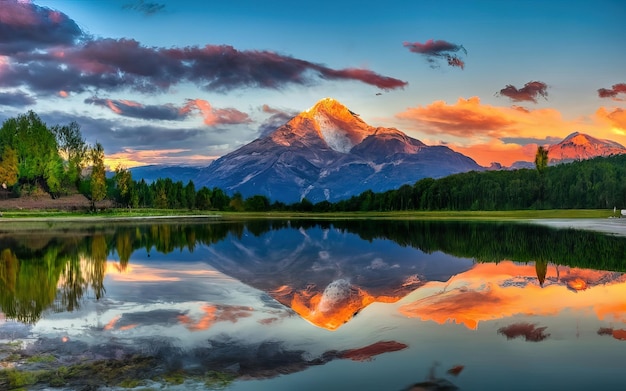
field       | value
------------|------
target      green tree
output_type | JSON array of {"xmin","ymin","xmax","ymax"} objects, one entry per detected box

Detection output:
[
  {"xmin": 44, "ymin": 152, "xmax": 64, "ymax": 197},
  {"xmin": 0, "ymin": 111, "xmax": 59, "ymax": 191},
  {"xmin": 535, "ymin": 146, "xmax": 548, "ymax": 172},
  {"xmin": 0, "ymin": 146, "xmax": 19, "ymax": 189},
  {"xmin": 53, "ymin": 121, "xmax": 87, "ymax": 188},
  {"xmin": 196, "ymin": 186, "xmax": 212, "ymax": 210},
  {"xmin": 113, "ymin": 165, "xmax": 134, "ymax": 208},
  {"xmin": 88, "ymin": 143, "xmax": 107, "ymax": 211},
  {"xmin": 244, "ymin": 194, "xmax": 270, "ymax": 211},
  {"xmin": 184, "ymin": 180, "xmax": 196, "ymax": 209}
]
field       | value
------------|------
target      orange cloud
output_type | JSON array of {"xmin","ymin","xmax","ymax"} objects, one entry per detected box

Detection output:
[
  {"xmin": 397, "ymin": 97, "xmax": 515, "ymax": 138},
  {"xmin": 399, "ymin": 262, "xmax": 626, "ymax": 330},
  {"xmin": 181, "ymin": 99, "xmax": 251, "ymax": 126},
  {"xmin": 596, "ymin": 107, "xmax": 626, "ymax": 134},
  {"xmin": 397, "ymin": 97, "xmax": 626, "ymax": 165},
  {"xmin": 58, "ymin": 90, "xmax": 69, "ymax": 98}
]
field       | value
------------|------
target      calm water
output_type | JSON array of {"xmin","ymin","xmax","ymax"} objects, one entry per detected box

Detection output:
[{"xmin": 1, "ymin": 219, "xmax": 626, "ymax": 390}]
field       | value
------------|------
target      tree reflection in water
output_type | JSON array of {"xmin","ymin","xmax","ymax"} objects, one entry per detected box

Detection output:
[{"xmin": 1, "ymin": 219, "xmax": 626, "ymax": 324}]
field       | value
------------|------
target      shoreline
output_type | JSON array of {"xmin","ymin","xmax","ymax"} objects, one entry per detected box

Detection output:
[
  {"xmin": 528, "ymin": 217, "xmax": 626, "ymax": 237},
  {"xmin": 2, "ymin": 211, "xmax": 626, "ymax": 237}
]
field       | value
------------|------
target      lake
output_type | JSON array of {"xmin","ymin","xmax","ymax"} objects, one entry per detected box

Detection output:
[{"xmin": 1, "ymin": 218, "xmax": 626, "ymax": 390}]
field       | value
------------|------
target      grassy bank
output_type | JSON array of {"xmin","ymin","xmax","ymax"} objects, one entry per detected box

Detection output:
[{"xmin": 0, "ymin": 208, "xmax": 615, "ymax": 221}]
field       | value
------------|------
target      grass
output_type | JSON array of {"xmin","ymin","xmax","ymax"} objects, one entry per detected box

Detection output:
[{"xmin": 0, "ymin": 208, "xmax": 614, "ymax": 222}]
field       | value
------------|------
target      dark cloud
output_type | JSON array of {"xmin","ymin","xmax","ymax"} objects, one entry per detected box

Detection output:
[
  {"xmin": 0, "ymin": 90, "xmax": 35, "ymax": 107},
  {"xmin": 0, "ymin": 0, "xmax": 83, "ymax": 55},
  {"xmin": 598, "ymin": 83, "xmax": 626, "ymax": 101},
  {"xmin": 39, "ymin": 112, "xmax": 249, "ymax": 158},
  {"xmin": 258, "ymin": 104, "xmax": 298, "ymax": 137},
  {"xmin": 500, "ymin": 136, "xmax": 562, "ymax": 146},
  {"xmin": 85, "ymin": 97, "xmax": 183, "ymax": 120},
  {"xmin": 403, "ymin": 39, "xmax": 467, "ymax": 70},
  {"xmin": 84, "ymin": 96, "xmax": 251, "ymax": 126},
  {"xmin": 2, "ymin": 37, "xmax": 407, "ymax": 95},
  {"xmin": 122, "ymin": 0, "xmax": 166, "ymax": 16},
  {"xmin": 497, "ymin": 81, "xmax": 548, "ymax": 103},
  {"xmin": 498, "ymin": 322, "xmax": 550, "ymax": 342}
]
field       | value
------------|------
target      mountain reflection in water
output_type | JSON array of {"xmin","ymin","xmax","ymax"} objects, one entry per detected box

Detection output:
[{"xmin": 1, "ymin": 219, "xmax": 626, "ymax": 390}]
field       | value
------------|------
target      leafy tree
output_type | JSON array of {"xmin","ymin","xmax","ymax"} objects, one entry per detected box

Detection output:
[
  {"xmin": 113, "ymin": 165, "xmax": 134, "ymax": 208},
  {"xmin": 44, "ymin": 152, "xmax": 64, "ymax": 197},
  {"xmin": 88, "ymin": 142, "xmax": 107, "ymax": 211},
  {"xmin": 196, "ymin": 186, "xmax": 212, "ymax": 210},
  {"xmin": 229, "ymin": 192, "xmax": 244, "ymax": 211},
  {"xmin": 184, "ymin": 180, "xmax": 196, "ymax": 209},
  {"xmin": 0, "ymin": 146, "xmax": 19, "ymax": 189},
  {"xmin": 0, "ymin": 111, "xmax": 59, "ymax": 191},
  {"xmin": 53, "ymin": 121, "xmax": 87, "ymax": 187},
  {"xmin": 244, "ymin": 194, "xmax": 270, "ymax": 211},
  {"xmin": 535, "ymin": 146, "xmax": 548, "ymax": 172}
]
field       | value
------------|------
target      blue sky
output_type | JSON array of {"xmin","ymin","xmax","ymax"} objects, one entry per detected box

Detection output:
[{"xmin": 1, "ymin": 0, "xmax": 625, "ymax": 167}]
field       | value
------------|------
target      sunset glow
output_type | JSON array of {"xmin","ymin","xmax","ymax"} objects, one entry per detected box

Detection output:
[
  {"xmin": 399, "ymin": 262, "xmax": 626, "ymax": 330},
  {"xmin": 0, "ymin": 0, "xmax": 622, "ymax": 167}
]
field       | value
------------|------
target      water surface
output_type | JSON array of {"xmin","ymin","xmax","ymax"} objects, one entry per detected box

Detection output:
[{"xmin": 1, "ymin": 219, "xmax": 625, "ymax": 390}]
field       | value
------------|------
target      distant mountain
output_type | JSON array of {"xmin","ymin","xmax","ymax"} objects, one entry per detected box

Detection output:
[
  {"xmin": 547, "ymin": 132, "xmax": 626, "ymax": 164},
  {"xmin": 129, "ymin": 165, "xmax": 205, "ymax": 184},
  {"xmin": 195, "ymin": 98, "xmax": 482, "ymax": 203}
]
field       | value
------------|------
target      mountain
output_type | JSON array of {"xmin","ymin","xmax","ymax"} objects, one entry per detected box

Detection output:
[
  {"xmin": 195, "ymin": 98, "xmax": 482, "ymax": 203},
  {"xmin": 129, "ymin": 165, "xmax": 205, "ymax": 184},
  {"xmin": 548, "ymin": 132, "xmax": 626, "ymax": 164}
]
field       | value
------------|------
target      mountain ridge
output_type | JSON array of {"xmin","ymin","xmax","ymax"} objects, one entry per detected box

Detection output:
[
  {"xmin": 194, "ymin": 98, "xmax": 482, "ymax": 203},
  {"xmin": 547, "ymin": 131, "xmax": 626, "ymax": 163}
]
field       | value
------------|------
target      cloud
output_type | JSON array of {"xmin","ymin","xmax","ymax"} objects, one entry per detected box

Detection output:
[
  {"xmin": 396, "ymin": 96, "xmax": 615, "ymax": 161},
  {"xmin": 403, "ymin": 39, "xmax": 467, "ymax": 69},
  {"xmin": 496, "ymin": 81, "xmax": 549, "ymax": 103},
  {"xmin": 598, "ymin": 83, "xmax": 626, "ymax": 101},
  {"xmin": 181, "ymin": 99, "xmax": 252, "ymax": 126},
  {"xmin": 0, "ymin": 0, "xmax": 83, "ymax": 55},
  {"xmin": 0, "ymin": 90, "xmax": 35, "ymax": 107},
  {"xmin": 258, "ymin": 104, "xmax": 298, "ymax": 137},
  {"xmin": 38, "ymin": 112, "xmax": 250, "ymax": 167},
  {"xmin": 396, "ymin": 96, "xmax": 516, "ymax": 138},
  {"xmin": 1, "ymin": 36, "xmax": 407, "ymax": 95},
  {"xmin": 500, "ymin": 136, "xmax": 562, "ymax": 146},
  {"xmin": 85, "ymin": 97, "xmax": 251, "ymax": 125},
  {"xmin": 596, "ymin": 107, "xmax": 626, "ymax": 132},
  {"xmin": 85, "ymin": 97, "xmax": 183, "ymax": 120},
  {"xmin": 122, "ymin": 0, "xmax": 166, "ymax": 16}
]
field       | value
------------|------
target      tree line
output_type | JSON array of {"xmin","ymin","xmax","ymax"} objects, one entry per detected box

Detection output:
[
  {"xmin": 0, "ymin": 111, "xmax": 107, "ymax": 210},
  {"xmin": 2, "ymin": 111, "xmax": 625, "ymax": 212}
]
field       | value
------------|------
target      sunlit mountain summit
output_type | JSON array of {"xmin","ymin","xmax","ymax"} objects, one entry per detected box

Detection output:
[
  {"xmin": 547, "ymin": 131, "xmax": 626, "ymax": 164},
  {"xmin": 195, "ymin": 98, "xmax": 482, "ymax": 203}
]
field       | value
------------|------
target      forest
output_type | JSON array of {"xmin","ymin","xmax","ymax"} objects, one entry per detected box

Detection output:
[{"xmin": 1, "ymin": 112, "xmax": 626, "ymax": 212}]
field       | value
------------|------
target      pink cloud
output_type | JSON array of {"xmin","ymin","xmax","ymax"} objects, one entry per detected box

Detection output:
[
  {"xmin": 403, "ymin": 39, "xmax": 467, "ymax": 70},
  {"xmin": 85, "ymin": 96, "xmax": 251, "ymax": 126},
  {"xmin": 497, "ymin": 81, "xmax": 549, "ymax": 103},
  {"xmin": 598, "ymin": 83, "xmax": 626, "ymax": 101}
]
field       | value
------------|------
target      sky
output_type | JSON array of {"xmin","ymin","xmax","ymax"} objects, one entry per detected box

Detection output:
[{"xmin": 1, "ymin": 0, "xmax": 625, "ymax": 168}]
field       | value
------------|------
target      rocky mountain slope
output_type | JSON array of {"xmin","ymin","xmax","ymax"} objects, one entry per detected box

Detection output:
[
  {"xmin": 547, "ymin": 132, "xmax": 626, "ymax": 163},
  {"xmin": 195, "ymin": 98, "xmax": 482, "ymax": 203}
]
